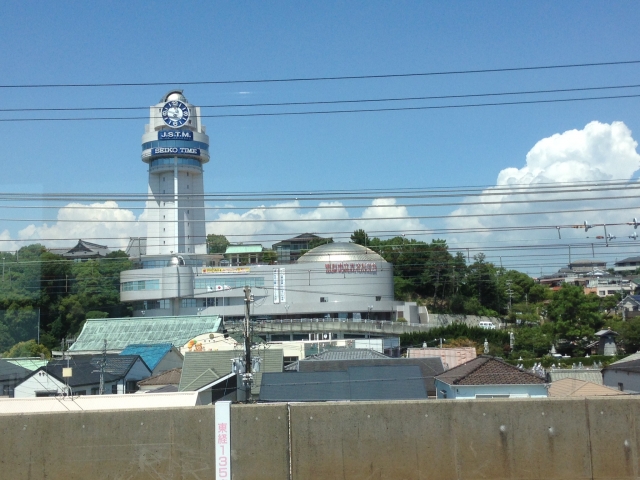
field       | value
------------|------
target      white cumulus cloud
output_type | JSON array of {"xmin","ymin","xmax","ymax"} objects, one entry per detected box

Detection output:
[{"xmin": 447, "ymin": 121, "xmax": 640, "ymax": 253}]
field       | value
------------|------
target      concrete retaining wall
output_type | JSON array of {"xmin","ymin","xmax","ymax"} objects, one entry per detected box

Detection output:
[{"xmin": 1, "ymin": 397, "xmax": 639, "ymax": 479}]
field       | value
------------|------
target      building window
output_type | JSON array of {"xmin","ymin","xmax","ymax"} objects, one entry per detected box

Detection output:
[
  {"xmin": 320, "ymin": 297, "xmax": 328, "ymax": 303},
  {"xmin": 181, "ymin": 298, "xmax": 197, "ymax": 308},
  {"xmin": 122, "ymin": 279, "xmax": 160, "ymax": 292},
  {"xmin": 619, "ymin": 383, "xmax": 624, "ymax": 391},
  {"xmin": 376, "ymin": 296, "xmax": 381, "ymax": 301},
  {"xmin": 112, "ymin": 385, "xmax": 118, "ymax": 394},
  {"xmin": 195, "ymin": 277, "xmax": 265, "ymax": 290}
]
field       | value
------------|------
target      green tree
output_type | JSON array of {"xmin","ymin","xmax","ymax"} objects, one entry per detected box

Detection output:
[
  {"xmin": 547, "ymin": 284, "xmax": 603, "ymax": 340},
  {"xmin": 350, "ymin": 229, "xmax": 370, "ymax": 246},
  {"xmin": 4, "ymin": 339, "xmax": 50, "ymax": 359},
  {"xmin": 206, "ymin": 234, "xmax": 230, "ymax": 254},
  {"xmin": 261, "ymin": 250, "xmax": 278, "ymax": 264}
]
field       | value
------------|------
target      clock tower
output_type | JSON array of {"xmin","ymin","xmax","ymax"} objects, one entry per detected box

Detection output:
[{"xmin": 141, "ymin": 91, "xmax": 210, "ymax": 255}]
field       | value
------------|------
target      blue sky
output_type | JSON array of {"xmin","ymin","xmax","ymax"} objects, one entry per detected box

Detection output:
[{"xmin": 2, "ymin": 2, "xmax": 640, "ymax": 274}]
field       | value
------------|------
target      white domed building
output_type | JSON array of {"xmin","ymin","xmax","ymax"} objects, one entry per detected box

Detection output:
[{"xmin": 122, "ymin": 241, "xmax": 397, "ymax": 322}]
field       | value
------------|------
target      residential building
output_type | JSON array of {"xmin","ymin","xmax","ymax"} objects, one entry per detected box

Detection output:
[
  {"xmin": 568, "ymin": 259, "xmax": 607, "ymax": 273},
  {"xmin": 602, "ymin": 353, "xmax": 640, "ymax": 393},
  {"xmin": 273, "ymin": 233, "xmax": 327, "ymax": 264},
  {"xmin": 406, "ymin": 347, "xmax": 477, "ymax": 370},
  {"xmin": 0, "ymin": 358, "xmax": 48, "ymax": 397},
  {"xmin": 616, "ymin": 295, "xmax": 640, "ymax": 319},
  {"xmin": 119, "ymin": 343, "xmax": 184, "ymax": 375},
  {"xmin": 287, "ymin": 350, "xmax": 444, "ymax": 396},
  {"xmin": 260, "ymin": 365, "xmax": 428, "ymax": 402},
  {"xmin": 137, "ymin": 368, "xmax": 182, "ymax": 393},
  {"xmin": 546, "ymin": 367, "xmax": 603, "ymax": 385},
  {"xmin": 434, "ymin": 356, "xmax": 548, "ymax": 399},
  {"xmin": 548, "ymin": 378, "xmax": 626, "ymax": 397},
  {"xmin": 14, "ymin": 355, "xmax": 151, "ymax": 397},
  {"xmin": 614, "ymin": 256, "xmax": 640, "ymax": 273},
  {"xmin": 178, "ymin": 347, "xmax": 284, "ymax": 402}
]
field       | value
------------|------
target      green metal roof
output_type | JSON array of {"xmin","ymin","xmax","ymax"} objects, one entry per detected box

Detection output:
[
  {"xmin": 6, "ymin": 358, "xmax": 48, "ymax": 371},
  {"xmin": 225, "ymin": 245, "xmax": 263, "ymax": 255},
  {"xmin": 179, "ymin": 347, "xmax": 283, "ymax": 395},
  {"xmin": 69, "ymin": 315, "xmax": 221, "ymax": 352}
]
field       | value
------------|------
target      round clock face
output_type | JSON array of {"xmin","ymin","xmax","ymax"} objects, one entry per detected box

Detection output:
[{"xmin": 161, "ymin": 100, "xmax": 190, "ymax": 128}]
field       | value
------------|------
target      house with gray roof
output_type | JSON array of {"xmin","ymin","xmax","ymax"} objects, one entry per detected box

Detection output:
[
  {"xmin": 617, "ymin": 295, "xmax": 640, "ymax": 319},
  {"xmin": 288, "ymin": 352, "xmax": 444, "ymax": 397},
  {"xmin": 602, "ymin": 355, "xmax": 640, "ymax": 393},
  {"xmin": 614, "ymin": 256, "xmax": 640, "ymax": 273},
  {"xmin": 434, "ymin": 356, "xmax": 547, "ymax": 399},
  {"xmin": 14, "ymin": 354, "xmax": 151, "ymax": 397},
  {"xmin": 0, "ymin": 358, "xmax": 48, "ymax": 398},
  {"xmin": 178, "ymin": 348, "xmax": 284, "ymax": 402},
  {"xmin": 546, "ymin": 368, "xmax": 603, "ymax": 385},
  {"xmin": 260, "ymin": 365, "xmax": 428, "ymax": 402}
]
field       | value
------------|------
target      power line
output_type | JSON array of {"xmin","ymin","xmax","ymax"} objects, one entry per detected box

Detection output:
[
  {"xmin": 4, "ymin": 82, "xmax": 640, "ymax": 112},
  {"xmin": 2, "ymin": 59, "xmax": 639, "ymax": 89},
  {"xmin": 2, "ymin": 93, "xmax": 640, "ymax": 121}
]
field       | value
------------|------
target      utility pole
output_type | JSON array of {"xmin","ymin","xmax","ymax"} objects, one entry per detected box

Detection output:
[
  {"xmin": 99, "ymin": 339, "xmax": 107, "ymax": 395},
  {"xmin": 243, "ymin": 286, "xmax": 252, "ymax": 403}
]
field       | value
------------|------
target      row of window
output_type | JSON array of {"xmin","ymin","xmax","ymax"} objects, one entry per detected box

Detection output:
[
  {"xmin": 194, "ymin": 277, "xmax": 265, "ymax": 290},
  {"xmin": 132, "ymin": 299, "xmax": 171, "ymax": 310},
  {"xmin": 122, "ymin": 279, "xmax": 160, "ymax": 291},
  {"xmin": 142, "ymin": 140, "xmax": 209, "ymax": 150},
  {"xmin": 141, "ymin": 258, "xmax": 203, "ymax": 269},
  {"xmin": 150, "ymin": 157, "xmax": 202, "ymax": 168}
]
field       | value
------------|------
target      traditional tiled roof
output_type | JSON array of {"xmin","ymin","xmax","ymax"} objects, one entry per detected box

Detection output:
[
  {"xmin": 549, "ymin": 378, "xmax": 625, "ymax": 397},
  {"xmin": 259, "ymin": 365, "xmax": 427, "ymax": 402},
  {"xmin": 436, "ymin": 356, "xmax": 546, "ymax": 386},
  {"xmin": 120, "ymin": 343, "xmax": 178, "ymax": 371},
  {"xmin": 70, "ymin": 315, "xmax": 221, "ymax": 351},
  {"xmin": 138, "ymin": 368, "xmax": 182, "ymax": 386}
]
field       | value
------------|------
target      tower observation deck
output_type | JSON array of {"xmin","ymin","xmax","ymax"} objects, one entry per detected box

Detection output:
[{"xmin": 141, "ymin": 91, "xmax": 209, "ymax": 256}]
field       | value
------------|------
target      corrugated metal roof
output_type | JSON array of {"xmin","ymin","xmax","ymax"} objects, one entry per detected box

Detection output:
[
  {"xmin": 179, "ymin": 348, "xmax": 283, "ymax": 394},
  {"xmin": 547, "ymin": 369, "xmax": 603, "ymax": 384},
  {"xmin": 70, "ymin": 315, "xmax": 221, "ymax": 351},
  {"xmin": 259, "ymin": 365, "xmax": 427, "ymax": 402},
  {"xmin": 609, "ymin": 351, "xmax": 640, "ymax": 365},
  {"xmin": 120, "ymin": 343, "xmax": 175, "ymax": 371},
  {"xmin": 549, "ymin": 378, "xmax": 626, "ymax": 397}
]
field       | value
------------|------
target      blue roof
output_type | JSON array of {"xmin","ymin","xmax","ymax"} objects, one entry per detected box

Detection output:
[{"xmin": 120, "ymin": 343, "xmax": 174, "ymax": 371}]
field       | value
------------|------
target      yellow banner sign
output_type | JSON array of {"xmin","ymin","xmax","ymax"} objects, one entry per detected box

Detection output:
[{"xmin": 201, "ymin": 267, "xmax": 251, "ymax": 274}]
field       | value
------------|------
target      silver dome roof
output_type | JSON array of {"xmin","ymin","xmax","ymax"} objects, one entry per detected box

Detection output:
[{"xmin": 297, "ymin": 242, "xmax": 386, "ymax": 263}]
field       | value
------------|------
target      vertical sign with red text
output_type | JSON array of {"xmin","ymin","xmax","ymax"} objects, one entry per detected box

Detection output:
[{"xmin": 215, "ymin": 400, "xmax": 232, "ymax": 479}]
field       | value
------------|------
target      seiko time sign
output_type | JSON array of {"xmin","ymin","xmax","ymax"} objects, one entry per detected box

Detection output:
[
  {"xmin": 161, "ymin": 100, "xmax": 190, "ymax": 128},
  {"xmin": 152, "ymin": 147, "xmax": 201, "ymax": 156}
]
